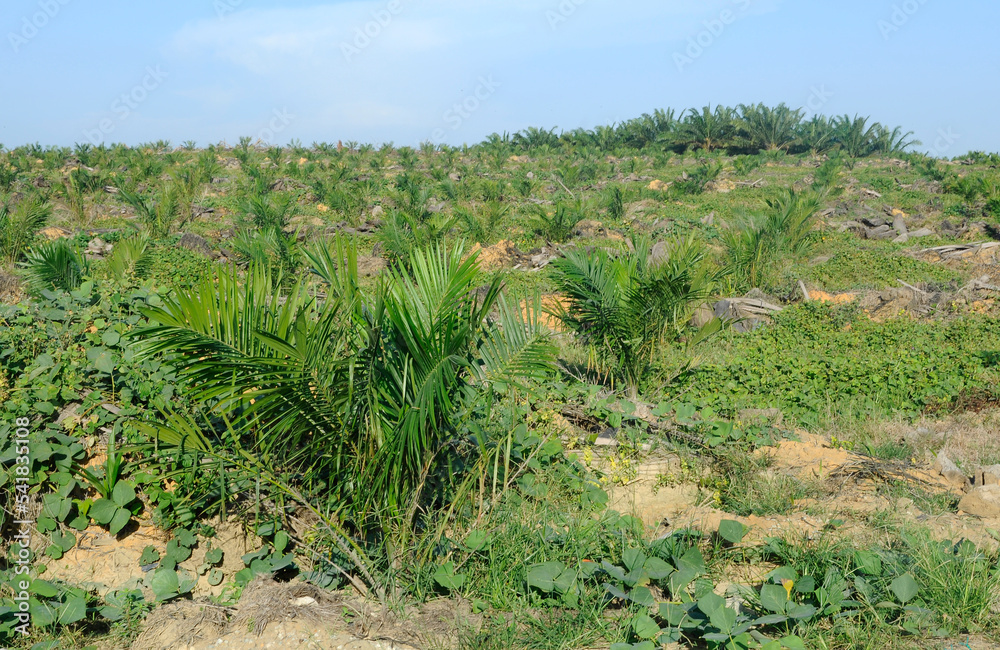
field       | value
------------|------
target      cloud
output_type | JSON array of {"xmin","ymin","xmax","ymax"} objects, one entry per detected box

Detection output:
[{"xmin": 162, "ymin": 0, "xmax": 784, "ymax": 141}]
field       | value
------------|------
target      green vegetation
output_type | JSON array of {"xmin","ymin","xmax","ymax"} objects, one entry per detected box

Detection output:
[
  {"xmin": 1, "ymin": 112, "xmax": 999, "ymax": 649},
  {"xmin": 672, "ymin": 303, "xmax": 1000, "ymax": 427}
]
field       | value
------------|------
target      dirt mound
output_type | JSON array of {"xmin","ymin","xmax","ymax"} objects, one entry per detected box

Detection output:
[
  {"xmin": 0, "ymin": 270, "xmax": 23, "ymax": 304},
  {"xmin": 42, "ymin": 521, "xmax": 259, "ymax": 599},
  {"xmin": 469, "ymin": 239, "xmax": 523, "ymax": 271},
  {"xmin": 131, "ymin": 577, "xmax": 470, "ymax": 650},
  {"xmin": 609, "ymin": 432, "xmax": 1000, "ymax": 549},
  {"xmin": 520, "ymin": 294, "xmax": 570, "ymax": 332}
]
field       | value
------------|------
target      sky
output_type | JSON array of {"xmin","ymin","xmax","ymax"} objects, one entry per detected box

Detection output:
[{"xmin": 1, "ymin": 0, "xmax": 997, "ymax": 156}]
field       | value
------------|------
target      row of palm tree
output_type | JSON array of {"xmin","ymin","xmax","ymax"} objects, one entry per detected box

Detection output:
[{"xmin": 508, "ymin": 104, "xmax": 919, "ymax": 157}]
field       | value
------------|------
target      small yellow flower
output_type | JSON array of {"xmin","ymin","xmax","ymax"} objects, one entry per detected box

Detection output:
[{"xmin": 782, "ymin": 579, "xmax": 794, "ymax": 599}]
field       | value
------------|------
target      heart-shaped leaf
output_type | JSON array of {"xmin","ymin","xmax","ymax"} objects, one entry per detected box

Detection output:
[
  {"xmin": 632, "ymin": 613, "xmax": 661, "ymax": 640},
  {"xmin": 718, "ymin": 519, "xmax": 747, "ymax": 544},
  {"xmin": 109, "ymin": 507, "xmax": 131, "ymax": 535},
  {"xmin": 112, "ymin": 481, "xmax": 136, "ymax": 507},
  {"xmin": 150, "ymin": 568, "xmax": 180, "ymax": 601},
  {"xmin": 89, "ymin": 499, "xmax": 118, "ymax": 525},
  {"xmin": 890, "ymin": 573, "xmax": 920, "ymax": 604}
]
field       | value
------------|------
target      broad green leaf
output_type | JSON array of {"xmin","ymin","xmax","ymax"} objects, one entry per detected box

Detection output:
[
  {"xmin": 165, "ymin": 539, "xmax": 192, "ymax": 563},
  {"xmin": 697, "ymin": 592, "xmax": 726, "ymax": 616},
  {"xmin": 627, "ymin": 585, "xmax": 655, "ymax": 608},
  {"xmin": 274, "ymin": 530, "xmax": 289, "ymax": 553},
  {"xmin": 140, "ymin": 546, "xmax": 161, "ymax": 565},
  {"xmin": 643, "ymin": 557, "xmax": 673, "ymax": 580},
  {"xmin": 111, "ymin": 481, "xmax": 136, "ymax": 507},
  {"xmin": 89, "ymin": 499, "xmax": 118, "ymax": 525},
  {"xmin": 52, "ymin": 531, "xmax": 76, "ymax": 552},
  {"xmin": 109, "ymin": 507, "xmax": 131, "ymax": 535},
  {"xmin": 708, "ymin": 604, "xmax": 737, "ymax": 634},
  {"xmin": 204, "ymin": 548, "xmax": 224, "ymax": 564},
  {"xmin": 57, "ymin": 596, "xmax": 87, "ymax": 625},
  {"xmin": 207, "ymin": 568, "xmax": 224, "ymax": 586},
  {"xmin": 632, "ymin": 613, "xmax": 661, "ymax": 640},
  {"xmin": 854, "ymin": 550, "xmax": 882, "ymax": 576},
  {"xmin": 890, "ymin": 573, "xmax": 920, "ymax": 604},
  {"xmin": 794, "ymin": 576, "xmax": 816, "ymax": 593},
  {"xmin": 668, "ymin": 567, "xmax": 699, "ymax": 596},
  {"xmin": 432, "ymin": 562, "xmax": 466, "ymax": 590},
  {"xmin": 622, "ymin": 548, "xmax": 644, "ymax": 572},
  {"xmin": 464, "ymin": 530, "xmax": 490, "ymax": 552},
  {"xmin": 149, "ymin": 568, "xmax": 180, "ymax": 600},
  {"xmin": 173, "ymin": 528, "xmax": 198, "ymax": 548},
  {"xmin": 601, "ymin": 561, "xmax": 627, "ymax": 583},
  {"xmin": 86, "ymin": 346, "xmax": 115, "ymax": 374},
  {"xmin": 761, "ymin": 583, "xmax": 789, "ymax": 614},
  {"xmin": 527, "ymin": 562, "xmax": 565, "ymax": 592},
  {"xmin": 718, "ymin": 519, "xmax": 747, "ymax": 544},
  {"xmin": 31, "ymin": 580, "xmax": 59, "ymax": 599}
]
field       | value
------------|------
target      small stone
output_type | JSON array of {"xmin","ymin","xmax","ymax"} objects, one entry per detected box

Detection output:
[
  {"xmin": 958, "ymin": 485, "xmax": 1000, "ymax": 518},
  {"xmin": 974, "ymin": 465, "xmax": 1000, "ymax": 487},
  {"xmin": 934, "ymin": 452, "xmax": 971, "ymax": 489},
  {"xmin": 179, "ymin": 232, "xmax": 214, "ymax": 258}
]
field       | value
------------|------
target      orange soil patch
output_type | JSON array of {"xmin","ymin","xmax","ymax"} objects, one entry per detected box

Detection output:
[
  {"xmin": 520, "ymin": 294, "xmax": 570, "ymax": 332},
  {"xmin": 808, "ymin": 290, "xmax": 857, "ymax": 305}
]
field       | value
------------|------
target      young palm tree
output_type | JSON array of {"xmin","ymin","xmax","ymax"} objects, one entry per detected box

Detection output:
[
  {"xmin": 21, "ymin": 239, "xmax": 89, "ymax": 292},
  {"xmin": 133, "ymin": 241, "xmax": 555, "ymax": 525},
  {"xmin": 0, "ymin": 193, "xmax": 50, "ymax": 266},
  {"xmin": 550, "ymin": 236, "xmax": 716, "ymax": 391},
  {"xmin": 721, "ymin": 189, "xmax": 822, "ymax": 291},
  {"xmin": 871, "ymin": 124, "xmax": 920, "ymax": 155}
]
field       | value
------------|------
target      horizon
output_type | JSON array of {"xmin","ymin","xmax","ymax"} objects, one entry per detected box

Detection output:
[{"xmin": 2, "ymin": 0, "xmax": 998, "ymax": 156}]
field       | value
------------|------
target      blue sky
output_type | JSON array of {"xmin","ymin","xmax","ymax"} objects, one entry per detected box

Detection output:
[{"xmin": 1, "ymin": 0, "xmax": 997, "ymax": 155}]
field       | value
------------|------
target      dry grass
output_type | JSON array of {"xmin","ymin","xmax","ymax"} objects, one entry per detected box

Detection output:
[{"xmin": 884, "ymin": 409, "xmax": 1000, "ymax": 472}]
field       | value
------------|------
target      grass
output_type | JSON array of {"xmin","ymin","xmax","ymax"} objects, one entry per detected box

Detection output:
[
  {"xmin": 714, "ymin": 450, "xmax": 817, "ymax": 516},
  {"xmin": 796, "ymin": 236, "xmax": 964, "ymax": 292},
  {"xmin": 667, "ymin": 302, "xmax": 1000, "ymax": 427}
]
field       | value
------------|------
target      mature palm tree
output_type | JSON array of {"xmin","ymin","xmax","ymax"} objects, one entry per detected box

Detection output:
[
  {"xmin": 737, "ymin": 103, "xmax": 804, "ymax": 152},
  {"xmin": 832, "ymin": 114, "xmax": 881, "ymax": 158},
  {"xmin": 133, "ymin": 241, "xmax": 556, "ymax": 522},
  {"xmin": 797, "ymin": 115, "xmax": 836, "ymax": 154},
  {"xmin": 678, "ymin": 106, "xmax": 737, "ymax": 152},
  {"xmin": 872, "ymin": 125, "xmax": 921, "ymax": 155}
]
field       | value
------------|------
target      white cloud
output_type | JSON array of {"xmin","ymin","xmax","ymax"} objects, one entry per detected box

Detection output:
[{"xmin": 162, "ymin": 0, "xmax": 783, "ymax": 140}]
